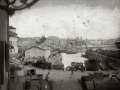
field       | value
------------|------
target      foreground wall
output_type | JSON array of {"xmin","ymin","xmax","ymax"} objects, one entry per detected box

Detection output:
[{"xmin": 0, "ymin": 0, "xmax": 8, "ymax": 90}]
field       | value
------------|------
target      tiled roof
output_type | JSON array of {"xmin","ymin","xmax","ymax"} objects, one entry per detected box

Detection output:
[
  {"xmin": 9, "ymin": 30, "xmax": 18, "ymax": 37},
  {"xmin": 24, "ymin": 46, "xmax": 50, "ymax": 51},
  {"xmin": 9, "ymin": 26, "xmax": 16, "ymax": 29}
]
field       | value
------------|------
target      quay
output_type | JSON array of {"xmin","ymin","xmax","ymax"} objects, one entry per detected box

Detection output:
[{"xmin": 86, "ymin": 52, "xmax": 120, "ymax": 66}]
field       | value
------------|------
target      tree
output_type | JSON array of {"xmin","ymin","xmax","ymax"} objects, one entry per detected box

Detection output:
[{"xmin": 40, "ymin": 36, "xmax": 46, "ymax": 44}]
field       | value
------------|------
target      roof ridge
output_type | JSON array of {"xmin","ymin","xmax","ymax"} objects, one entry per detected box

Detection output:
[{"xmin": 24, "ymin": 45, "xmax": 50, "ymax": 51}]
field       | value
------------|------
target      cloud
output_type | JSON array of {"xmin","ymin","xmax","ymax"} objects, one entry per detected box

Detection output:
[{"xmin": 10, "ymin": 4, "xmax": 120, "ymax": 39}]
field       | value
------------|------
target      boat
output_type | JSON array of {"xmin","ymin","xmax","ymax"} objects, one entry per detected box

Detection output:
[{"xmin": 66, "ymin": 47, "xmax": 78, "ymax": 54}]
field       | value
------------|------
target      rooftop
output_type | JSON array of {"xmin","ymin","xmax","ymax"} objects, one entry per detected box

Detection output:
[
  {"xmin": 9, "ymin": 26, "xmax": 16, "ymax": 29},
  {"xmin": 9, "ymin": 30, "xmax": 18, "ymax": 37},
  {"xmin": 24, "ymin": 46, "xmax": 50, "ymax": 51}
]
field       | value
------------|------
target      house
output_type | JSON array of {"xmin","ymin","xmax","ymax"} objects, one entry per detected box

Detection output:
[
  {"xmin": 24, "ymin": 46, "xmax": 51, "ymax": 59},
  {"xmin": 9, "ymin": 26, "xmax": 18, "ymax": 54}
]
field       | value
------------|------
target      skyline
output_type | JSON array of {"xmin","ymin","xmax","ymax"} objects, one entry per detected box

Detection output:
[{"xmin": 10, "ymin": 0, "xmax": 120, "ymax": 39}]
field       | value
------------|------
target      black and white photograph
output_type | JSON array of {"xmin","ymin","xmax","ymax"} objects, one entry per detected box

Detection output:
[{"xmin": 0, "ymin": 0, "xmax": 120, "ymax": 90}]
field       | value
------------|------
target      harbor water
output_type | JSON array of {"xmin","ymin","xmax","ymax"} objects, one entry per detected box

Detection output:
[{"xmin": 61, "ymin": 53, "xmax": 88, "ymax": 68}]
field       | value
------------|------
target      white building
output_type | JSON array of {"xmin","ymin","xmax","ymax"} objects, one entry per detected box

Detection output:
[
  {"xmin": 24, "ymin": 46, "xmax": 51, "ymax": 59},
  {"xmin": 9, "ymin": 26, "xmax": 18, "ymax": 54}
]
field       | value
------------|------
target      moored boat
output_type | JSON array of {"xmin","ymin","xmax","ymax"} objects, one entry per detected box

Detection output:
[{"xmin": 66, "ymin": 48, "xmax": 78, "ymax": 54}]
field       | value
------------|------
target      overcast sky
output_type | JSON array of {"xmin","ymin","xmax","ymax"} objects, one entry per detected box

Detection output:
[{"xmin": 9, "ymin": 0, "xmax": 120, "ymax": 39}]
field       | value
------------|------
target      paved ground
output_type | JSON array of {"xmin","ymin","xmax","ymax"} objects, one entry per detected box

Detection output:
[
  {"xmin": 19, "ymin": 65, "xmax": 119, "ymax": 90},
  {"xmin": 53, "ymin": 80, "xmax": 82, "ymax": 90},
  {"xmin": 22, "ymin": 65, "xmax": 88, "ymax": 90},
  {"xmin": 23, "ymin": 65, "xmax": 88, "ymax": 80}
]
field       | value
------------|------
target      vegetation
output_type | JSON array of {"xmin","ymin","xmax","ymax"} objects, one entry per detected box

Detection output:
[{"xmin": 40, "ymin": 36, "xmax": 46, "ymax": 44}]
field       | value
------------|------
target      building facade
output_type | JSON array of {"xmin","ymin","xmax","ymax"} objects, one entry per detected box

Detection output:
[
  {"xmin": 9, "ymin": 26, "xmax": 18, "ymax": 54},
  {"xmin": 24, "ymin": 46, "xmax": 51, "ymax": 59}
]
